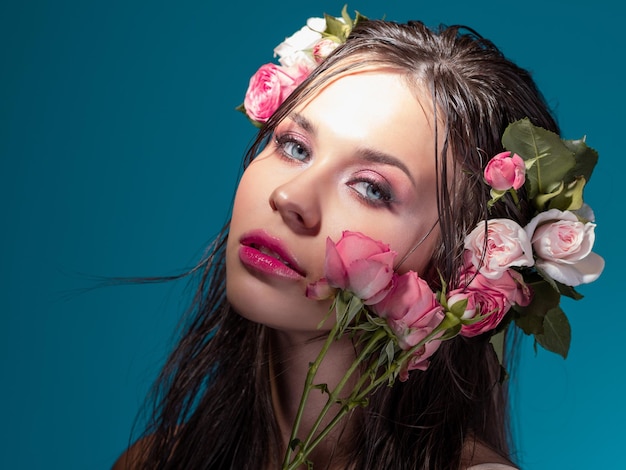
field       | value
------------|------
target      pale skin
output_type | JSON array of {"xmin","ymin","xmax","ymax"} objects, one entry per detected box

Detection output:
[
  {"xmin": 229, "ymin": 70, "xmax": 438, "ymax": 468},
  {"xmin": 226, "ymin": 70, "xmax": 441, "ymax": 333},
  {"xmin": 113, "ymin": 70, "xmax": 513, "ymax": 469}
]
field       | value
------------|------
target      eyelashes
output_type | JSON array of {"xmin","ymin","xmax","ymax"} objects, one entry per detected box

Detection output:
[
  {"xmin": 273, "ymin": 131, "xmax": 395, "ymax": 208},
  {"xmin": 347, "ymin": 178, "xmax": 393, "ymax": 207},
  {"xmin": 274, "ymin": 133, "xmax": 310, "ymax": 162}
]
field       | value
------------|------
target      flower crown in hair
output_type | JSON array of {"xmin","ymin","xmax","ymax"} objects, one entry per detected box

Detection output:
[
  {"xmin": 236, "ymin": 9, "xmax": 604, "ymax": 469},
  {"xmin": 237, "ymin": 5, "xmax": 366, "ymax": 127}
]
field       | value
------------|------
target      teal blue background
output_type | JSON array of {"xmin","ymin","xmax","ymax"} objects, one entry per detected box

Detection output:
[{"xmin": 1, "ymin": 1, "xmax": 622, "ymax": 468}]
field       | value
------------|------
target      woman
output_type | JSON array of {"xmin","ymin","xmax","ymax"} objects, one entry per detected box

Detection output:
[{"xmin": 114, "ymin": 14, "xmax": 602, "ymax": 470}]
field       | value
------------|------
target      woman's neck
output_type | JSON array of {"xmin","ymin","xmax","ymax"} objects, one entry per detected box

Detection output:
[{"xmin": 269, "ymin": 329, "xmax": 360, "ymax": 468}]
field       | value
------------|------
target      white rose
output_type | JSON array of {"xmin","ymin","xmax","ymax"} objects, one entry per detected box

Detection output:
[
  {"xmin": 273, "ymin": 18, "xmax": 326, "ymax": 69},
  {"xmin": 464, "ymin": 218, "xmax": 534, "ymax": 279},
  {"xmin": 277, "ymin": 50, "xmax": 318, "ymax": 71},
  {"xmin": 524, "ymin": 209, "xmax": 604, "ymax": 286},
  {"xmin": 306, "ymin": 17, "xmax": 327, "ymax": 32}
]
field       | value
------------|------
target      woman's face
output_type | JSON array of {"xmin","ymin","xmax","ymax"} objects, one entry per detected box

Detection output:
[{"xmin": 226, "ymin": 70, "xmax": 441, "ymax": 334}]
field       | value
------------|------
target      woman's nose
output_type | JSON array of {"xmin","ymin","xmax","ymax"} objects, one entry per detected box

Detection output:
[{"xmin": 269, "ymin": 177, "xmax": 322, "ymax": 234}]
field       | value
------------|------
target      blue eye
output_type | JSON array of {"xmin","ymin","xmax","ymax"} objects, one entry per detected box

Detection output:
[
  {"xmin": 349, "ymin": 179, "xmax": 393, "ymax": 206},
  {"xmin": 275, "ymin": 134, "xmax": 310, "ymax": 162}
]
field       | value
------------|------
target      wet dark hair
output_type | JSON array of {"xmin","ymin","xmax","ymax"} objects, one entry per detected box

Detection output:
[{"xmin": 124, "ymin": 19, "xmax": 558, "ymax": 470}]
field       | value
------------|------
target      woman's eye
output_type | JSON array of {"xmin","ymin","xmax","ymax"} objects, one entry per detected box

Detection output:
[
  {"xmin": 275, "ymin": 135, "xmax": 310, "ymax": 162},
  {"xmin": 349, "ymin": 180, "xmax": 393, "ymax": 206}
]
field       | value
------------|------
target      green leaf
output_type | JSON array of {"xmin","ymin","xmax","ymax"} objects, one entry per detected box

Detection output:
[
  {"xmin": 535, "ymin": 307, "xmax": 571, "ymax": 358},
  {"xmin": 490, "ymin": 330, "xmax": 506, "ymax": 367},
  {"xmin": 339, "ymin": 4, "xmax": 368, "ymax": 28},
  {"xmin": 514, "ymin": 277, "xmax": 561, "ymax": 319},
  {"xmin": 460, "ymin": 310, "xmax": 492, "ymax": 326},
  {"xmin": 534, "ymin": 265, "xmax": 583, "ymax": 301},
  {"xmin": 533, "ymin": 180, "xmax": 564, "ymax": 210},
  {"xmin": 335, "ymin": 292, "xmax": 361, "ymax": 334},
  {"xmin": 449, "ymin": 298, "xmax": 468, "ymax": 318},
  {"xmin": 289, "ymin": 438, "xmax": 301, "ymax": 451},
  {"xmin": 312, "ymin": 383, "xmax": 329, "ymax": 394},
  {"xmin": 345, "ymin": 295, "xmax": 364, "ymax": 327},
  {"xmin": 235, "ymin": 103, "xmax": 263, "ymax": 128},
  {"xmin": 353, "ymin": 10, "xmax": 368, "ymax": 24},
  {"xmin": 376, "ymin": 343, "xmax": 393, "ymax": 371},
  {"xmin": 554, "ymin": 280, "xmax": 583, "ymax": 300},
  {"xmin": 355, "ymin": 321, "xmax": 379, "ymax": 332},
  {"xmin": 340, "ymin": 4, "xmax": 352, "ymax": 25},
  {"xmin": 487, "ymin": 188, "xmax": 507, "ymax": 208},
  {"xmin": 547, "ymin": 176, "xmax": 585, "ymax": 211},
  {"xmin": 562, "ymin": 137, "xmax": 599, "ymax": 184},
  {"xmin": 502, "ymin": 118, "xmax": 576, "ymax": 207},
  {"xmin": 515, "ymin": 313, "xmax": 544, "ymax": 335},
  {"xmin": 365, "ymin": 314, "xmax": 389, "ymax": 329},
  {"xmin": 515, "ymin": 315, "xmax": 543, "ymax": 335},
  {"xmin": 324, "ymin": 13, "xmax": 351, "ymax": 41},
  {"xmin": 377, "ymin": 339, "xmax": 396, "ymax": 368},
  {"xmin": 335, "ymin": 293, "xmax": 349, "ymax": 323},
  {"xmin": 317, "ymin": 297, "xmax": 337, "ymax": 329},
  {"xmin": 514, "ymin": 310, "xmax": 545, "ymax": 335}
]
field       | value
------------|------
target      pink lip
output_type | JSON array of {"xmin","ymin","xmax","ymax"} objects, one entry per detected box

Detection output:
[{"xmin": 238, "ymin": 230, "xmax": 306, "ymax": 280}]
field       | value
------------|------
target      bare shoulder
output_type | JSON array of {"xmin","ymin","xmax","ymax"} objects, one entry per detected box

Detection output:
[
  {"xmin": 111, "ymin": 436, "xmax": 152, "ymax": 470},
  {"xmin": 461, "ymin": 440, "xmax": 519, "ymax": 470},
  {"xmin": 466, "ymin": 464, "xmax": 518, "ymax": 470}
]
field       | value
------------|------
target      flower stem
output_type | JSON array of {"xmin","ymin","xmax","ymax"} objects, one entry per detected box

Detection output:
[
  {"xmin": 286, "ymin": 404, "xmax": 350, "ymax": 470},
  {"xmin": 281, "ymin": 310, "xmax": 340, "ymax": 468},
  {"xmin": 284, "ymin": 328, "xmax": 386, "ymax": 470},
  {"xmin": 282, "ymin": 309, "xmax": 452, "ymax": 469},
  {"xmin": 353, "ymin": 325, "xmax": 446, "ymax": 402},
  {"xmin": 295, "ymin": 347, "xmax": 387, "ymax": 466},
  {"xmin": 302, "ymin": 330, "xmax": 386, "ymax": 458},
  {"xmin": 287, "ymin": 326, "xmax": 445, "ymax": 469}
]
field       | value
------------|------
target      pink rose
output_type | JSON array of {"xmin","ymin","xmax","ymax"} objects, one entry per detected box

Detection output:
[
  {"xmin": 450, "ymin": 259, "xmax": 532, "ymax": 337},
  {"xmin": 372, "ymin": 272, "xmax": 445, "ymax": 376},
  {"xmin": 464, "ymin": 218, "xmax": 534, "ymax": 279},
  {"xmin": 449, "ymin": 286, "xmax": 508, "ymax": 337},
  {"xmin": 397, "ymin": 341, "xmax": 443, "ymax": 381},
  {"xmin": 312, "ymin": 38, "xmax": 339, "ymax": 63},
  {"xmin": 307, "ymin": 231, "xmax": 397, "ymax": 304},
  {"xmin": 524, "ymin": 209, "xmax": 605, "ymax": 286},
  {"xmin": 462, "ymin": 251, "xmax": 532, "ymax": 307},
  {"xmin": 243, "ymin": 63, "xmax": 309, "ymax": 123},
  {"xmin": 484, "ymin": 151, "xmax": 526, "ymax": 191},
  {"xmin": 283, "ymin": 64, "xmax": 312, "ymax": 89}
]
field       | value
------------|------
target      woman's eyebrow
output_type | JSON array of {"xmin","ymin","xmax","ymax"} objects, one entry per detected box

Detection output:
[
  {"xmin": 290, "ymin": 112, "xmax": 416, "ymax": 187},
  {"xmin": 357, "ymin": 148, "xmax": 417, "ymax": 187},
  {"xmin": 291, "ymin": 112, "xmax": 317, "ymax": 135}
]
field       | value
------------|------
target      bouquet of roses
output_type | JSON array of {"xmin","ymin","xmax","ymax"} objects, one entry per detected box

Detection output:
[
  {"xmin": 281, "ymin": 230, "xmax": 513, "ymax": 469},
  {"xmin": 280, "ymin": 119, "xmax": 604, "ymax": 469}
]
